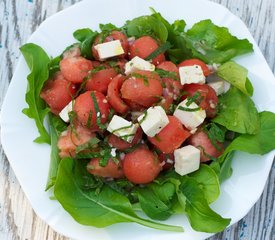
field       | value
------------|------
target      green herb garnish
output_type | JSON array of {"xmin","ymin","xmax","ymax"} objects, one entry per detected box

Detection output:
[
  {"xmin": 90, "ymin": 92, "xmax": 106, "ymax": 130},
  {"xmin": 131, "ymin": 73, "xmax": 149, "ymax": 86},
  {"xmin": 145, "ymin": 42, "xmax": 172, "ymax": 61},
  {"xmin": 155, "ymin": 68, "xmax": 179, "ymax": 81},
  {"xmin": 178, "ymin": 106, "xmax": 200, "ymax": 112}
]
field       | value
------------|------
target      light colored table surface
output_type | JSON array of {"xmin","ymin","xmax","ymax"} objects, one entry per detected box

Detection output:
[{"xmin": 0, "ymin": 0, "xmax": 274, "ymax": 239}]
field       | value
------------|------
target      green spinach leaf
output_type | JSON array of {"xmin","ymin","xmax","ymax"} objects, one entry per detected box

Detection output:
[
  {"xmin": 180, "ymin": 178, "xmax": 230, "ymax": 233},
  {"xmin": 189, "ymin": 164, "xmax": 220, "ymax": 204},
  {"xmin": 54, "ymin": 158, "xmax": 183, "ymax": 231},
  {"xmin": 184, "ymin": 20, "xmax": 253, "ymax": 63},
  {"xmin": 223, "ymin": 111, "xmax": 275, "ymax": 155},
  {"xmin": 210, "ymin": 151, "xmax": 235, "ymax": 183},
  {"xmin": 213, "ymin": 87, "xmax": 259, "ymax": 134},
  {"xmin": 45, "ymin": 113, "xmax": 67, "ymax": 190},
  {"xmin": 217, "ymin": 61, "xmax": 253, "ymax": 96},
  {"xmin": 73, "ymin": 28, "xmax": 98, "ymax": 59},
  {"xmin": 137, "ymin": 182, "xmax": 176, "ymax": 220},
  {"xmin": 99, "ymin": 23, "xmax": 119, "ymax": 32},
  {"xmin": 124, "ymin": 15, "xmax": 168, "ymax": 43}
]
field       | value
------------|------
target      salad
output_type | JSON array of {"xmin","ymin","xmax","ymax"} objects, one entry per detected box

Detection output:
[{"xmin": 20, "ymin": 8, "xmax": 275, "ymax": 233}]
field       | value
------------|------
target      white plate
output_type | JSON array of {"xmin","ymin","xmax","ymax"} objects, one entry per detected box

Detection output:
[{"xmin": 1, "ymin": 0, "xmax": 275, "ymax": 239}]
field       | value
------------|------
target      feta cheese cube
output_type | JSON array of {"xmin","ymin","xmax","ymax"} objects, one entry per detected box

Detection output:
[
  {"xmin": 107, "ymin": 115, "xmax": 138, "ymax": 143},
  {"xmin": 125, "ymin": 56, "xmax": 155, "ymax": 75},
  {"xmin": 137, "ymin": 106, "xmax": 169, "ymax": 137},
  {"xmin": 59, "ymin": 100, "xmax": 73, "ymax": 122},
  {"xmin": 94, "ymin": 40, "xmax": 124, "ymax": 60},
  {"xmin": 179, "ymin": 65, "xmax": 206, "ymax": 85},
  {"xmin": 207, "ymin": 81, "xmax": 224, "ymax": 95},
  {"xmin": 207, "ymin": 80, "xmax": 230, "ymax": 95},
  {"xmin": 173, "ymin": 99, "xmax": 206, "ymax": 130},
  {"xmin": 223, "ymin": 81, "xmax": 231, "ymax": 93},
  {"xmin": 174, "ymin": 145, "xmax": 200, "ymax": 176},
  {"xmin": 110, "ymin": 148, "xmax": 117, "ymax": 157}
]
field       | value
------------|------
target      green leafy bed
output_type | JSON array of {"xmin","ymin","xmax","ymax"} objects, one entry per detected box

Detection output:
[{"xmin": 20, "ymin": 9, "xmax": 275, "ymax": 233}]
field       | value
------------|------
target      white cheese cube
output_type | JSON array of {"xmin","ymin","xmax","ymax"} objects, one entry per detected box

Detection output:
[
  {"xmin": 207, "ymin": 81, "xmax": 224, "ymax": 96},
  {"xmin": 137, "ymin": 106, "xmax": 169, "ymax": 137},
  {"xmin": 223, "ymin": 81, "xmax": 231, "ymax": 93},
  {"xmin": 207, "ymin": 80, "xmax": 231, "ymax": 95},
  {"xmin": 125, "ymin": 56, "xmax": 155, "ymax": 75},
  {"xmin": 94, "ymin": 40, "xmax": 124, "ymax": 60},
  {"xmin": 110, "ymin": 148, "xmax": 117, "ymax": 157},
  {"xmin": 107, "ymin": 115, "xmax": 138, "ymax": 143},
  {"xmin": 59, "ymin": 100, "xmax": 73, "ymax": 122},
  {"xmin": 174, "ymin": 145, "xmax": 200, "ymax": 176},
  {"xmin": 179, "ymin": 65, "xmax": 206, "ymax": 85},
  {"xmin": 173, "ymin": 99, "xmax": 206, "ymax": 130}
]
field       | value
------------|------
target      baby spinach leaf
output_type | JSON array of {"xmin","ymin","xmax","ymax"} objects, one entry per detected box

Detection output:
[
  {"xmin": 183, "ymin": 20, "xmax": 253, "ymax": 63},
  {"xmin": 213, "ymin": 87, "xmax": 259, "ymax": 134},
  {"xmin": 217, "ymin": 61, "xmax": 253, "ymax": 96},
  {"xmin": 189, "ymin": 164, "xmax": 220, "ymax": 204},
  {"xmin": 180, "ymin": 178, "xmax": 231, "ymax": 233},
  {"xmin": 20, "ymin": 43, "xmax": 51, "ymax": 144},
  {"xmin": 223, "ymin": 111, "xmax": 275, "ymax": 155},
  {"xmin": 54, "ymin": 158, "xmax": 183, "ymax": 232},
  {"xmin": 124, "ymin": 15, "xmax": 168, "ymax": 43},
  {"xmin": 73, "ymin": 28, "xmax": 98, "ymax": 59},
  {"xmin": 137, "ymin": 182, "xmax": 176, "ymax": 220}
]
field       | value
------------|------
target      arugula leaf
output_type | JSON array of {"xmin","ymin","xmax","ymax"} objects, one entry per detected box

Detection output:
[
  {"xmin": 48, "ymin": 56, "xmax": 61, "ymax": 77},
  {"xmin": 20, "ymin": 43, "xmax": 51, "ymax": 144},
  {"xmin": 73, "ymin": 28, "xmax": 94, "ymax": 42},
  {"xmin": 97, "ymin": 23, "xmax": 119, "ymax": 44},
  {"xmin": 212, "ymin": 111, "xmax": 275, "ymax": 183},
  {"xmin": 180, "ymin": 177, "xmax": 230, "ymax": 233},
  {"xmin": 223, "ymin": 111, "xmax": 275, "ymax": 155},
  {"xmin": 54, "ymin": 158, "xmax": 183, "ymax": 231},
  {"xmin": 73, "ymin": 28, "xmax": 98, "ymax": 59},
  {"xmin": 218, "ymin": 151, "xmax": 234, "ymax": 182},
  {"xmin": 183, "ymin": 20, "xmax": 253, "ymax": 63},
  {"xmin": 153, "ymin": 173, "xmax": 186, "ymax": 214},
  {"xmin": 45, "ymin": 113, "xmax": 67, "ymax": 190},
  {"xmin": 150, "ymin": 10, "xmax": 192, "ymax": 63},
  {"xmin": 210, "ymin": 150, "xmax": 235, "ymax": 183},
  {"xmin": 103, "ymin": 178, "xmax": 136, "ymax": 201},
  {"xmin": 99, "ymin": 23, "xmax": 118, "ymax": 32},
  {"xmin": 189, "ymin": 164, "xmax": 220, "ymax": 204},
  {"xmin": 172, "ymin": 20, "xmax": 186, "ymax": 32},
  {"xmin": 151, "ymin": 10, "xmax": 253, "ymax": 64},
  {"xmin": 150, "ymin": 8, "xmax": 186, "ymax": 44},
  {"xmin": 137, "ymin": 182, "xmax": 176, "ymax": 220},
  {"xmin": 124, "ymin": 15, "xmax": 168, "ymax": 43},
  {"xmin": 213, "ymin": 87, "xmax": 259, "ymax": 134},
  {"xmin": 217, "ymin": 61, "xmax": 253, "ymax": 96}
]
